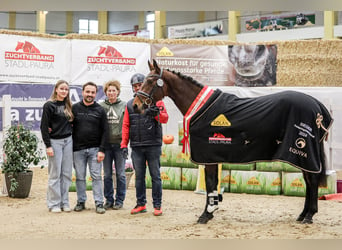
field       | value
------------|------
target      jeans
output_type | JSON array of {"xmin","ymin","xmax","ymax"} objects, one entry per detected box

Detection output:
[
  {"xmin": 47, "ymin": 136, "xmax": 73, "ymax": 209},
  {"xmin": 73, "ymin": 147, "xmax": 104, "ymax": 206},
  {"xmin": 103, "ymin": 143, "xmax": 126, "ymax": 205},
  {"xmin": 131, "ymin": 146, "xmax": 162, "ymax": 208}
]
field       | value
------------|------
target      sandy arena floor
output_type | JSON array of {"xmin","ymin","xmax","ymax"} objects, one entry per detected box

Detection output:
[{"xmin": 1, "ymin": 167, "xmax": 342, "ymax": 239}]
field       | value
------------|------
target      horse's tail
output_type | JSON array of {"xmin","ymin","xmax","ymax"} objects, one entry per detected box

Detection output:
[{"xmin": 319, "ymin": 141, "xmax": 327, "ymax": 187}]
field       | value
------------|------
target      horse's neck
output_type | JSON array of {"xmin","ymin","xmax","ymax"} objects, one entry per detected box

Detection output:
[{"xmin": 166, "ymin": 76, "xmax": 202, "ymax": 116}]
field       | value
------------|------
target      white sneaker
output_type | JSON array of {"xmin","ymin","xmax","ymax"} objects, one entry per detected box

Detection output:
[
  {"xmin": 50, "ymin": 207, "xmax": 62, "ymax": 213},
  {"xmin": 62, "ymin": 206, "xmax": 71, "ymax": 212}
]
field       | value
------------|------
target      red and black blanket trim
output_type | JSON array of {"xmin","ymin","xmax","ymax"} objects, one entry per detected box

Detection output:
[{"xmin": 187, "ymin": 89, "xmax": 333, "ymax": 173}]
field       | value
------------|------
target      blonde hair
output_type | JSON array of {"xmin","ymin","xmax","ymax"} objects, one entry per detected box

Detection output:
[
  {"xmin": 49, "ymin": 79, "xmax": 74, "ymax": 121},
  {"xmin": 103, "ymin": 80, "xmax": 121, "ymax": 96}
]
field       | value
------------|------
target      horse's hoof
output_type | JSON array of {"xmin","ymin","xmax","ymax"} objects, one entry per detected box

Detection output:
[
  {"xmin": 296, "ymin": 215, "xmax": 304, "ymax": 222},
  {"xmin": 301, "ymin": 218, "xmax": 313, "ymax": 224},
  {"xmin": 197, "ymin": 218, "xmax": 208, "ymax": 224},
  {"xmin": 197, "ymin": 213, "xmax": 214, "ymax": 224}
]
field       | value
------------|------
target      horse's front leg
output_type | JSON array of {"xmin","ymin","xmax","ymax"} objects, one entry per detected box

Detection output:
[{"xmin": 197, "ymin": 164, "xmax": 221, "ymax": 224}]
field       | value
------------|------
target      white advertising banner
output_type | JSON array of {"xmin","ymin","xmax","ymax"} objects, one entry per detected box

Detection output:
[
  {"xmin": 151, "ymin": 43, "xmax": 230, "ymax": 86},
  {"xmin": 70, "ymin": 39, "xmax": 151, "ymax": 86},
  {"xmin": 168, "ymin": 20, "xmax": 223, "ymax": 39},
  {"xmin": 0, "ymin": 34, "xmax": 71, "ymax": 83}
]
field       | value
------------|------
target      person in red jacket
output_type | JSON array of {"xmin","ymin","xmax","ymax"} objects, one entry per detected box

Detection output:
[{"xmin": 121, "ymin": 73, "xmax": 168, "ymax": 216}]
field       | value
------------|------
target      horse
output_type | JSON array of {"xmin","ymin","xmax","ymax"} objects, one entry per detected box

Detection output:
[{"xmin": 133, "ymin": 59, "xmax": 333, "ymax": 224}]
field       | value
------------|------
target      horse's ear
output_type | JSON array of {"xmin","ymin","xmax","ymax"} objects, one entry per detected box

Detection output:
[
  {"xmin": 148, "ymin": 60, "xmax": 154, "ymax": 70},
  {"xmin": 153, "ymin": 59, "xmax": 160, "ymax": 72},
  {"xmin": 153, "ymin": 59, "xmax": 159, "ymax": 69}
]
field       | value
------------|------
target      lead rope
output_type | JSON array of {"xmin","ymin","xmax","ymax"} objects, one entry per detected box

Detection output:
[
  {"xmin": 316, "ymin": 113, "xmax": 330, "ymax": 141},
  {"xmin": 316, "ymin": 113, "xmax": 328, "ymax": 132}
]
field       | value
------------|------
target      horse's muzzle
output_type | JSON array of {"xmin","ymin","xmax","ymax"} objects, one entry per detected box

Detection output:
[{"xmin": 133, "ymin": 103, "xmax": 141, "ymax": 113}]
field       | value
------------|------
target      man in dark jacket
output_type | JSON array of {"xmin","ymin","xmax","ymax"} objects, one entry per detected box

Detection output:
[
  {"xmin": 72, "ymin": 81, "xmax": 109, "ymax": 214},
  {"xmin": 121, "ymin": 73, "xmax": 168, "ymax": 216}
]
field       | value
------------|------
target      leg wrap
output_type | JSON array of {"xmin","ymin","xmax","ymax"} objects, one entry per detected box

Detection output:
[{"xmin": 206, "ymin": 191, "xmax": 219, "ymax": 213}]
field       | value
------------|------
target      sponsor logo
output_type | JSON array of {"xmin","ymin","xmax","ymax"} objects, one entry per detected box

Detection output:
[
  {"xmin": 87, "ymin": 45, "xmax": 136, "ymax": 65},
  {"xmin": 289, "ymin": 137, "xmax": 307, "ymax": 158},
  {"xmin": 271, "ymin": 177, "xmax": 281, "ymax": 186},
  {"xmin": 208, "ymin": 133, "xmax": 232, "ymax": 144},
  {"xmin": 160, "ymin": 172, "xmax": 170, "ymax": 180},
  {"xmin": 290, "ymin": 178, "xmax": 304, "ymax": 188},
  {"xmin": 247, "ymin": 177, "xmax": 260, "ymax": 186},
  {"xmin": 289, "ymin": 147, "xmax": 307, "ymax": 158},
  {"xmin": 5, "ymin": 41, "xmax": 55, "ymax": 62},
  {"xmin": 294, "ymin": 122, "xmax": 315, "ymax": 138},
  {"xmin": 156, "ymin": 47, "xmax": 174, "ymax": 57},
  {"xmin": 295, "ymin": 138, "xmax": 306, "ymax": 149},
  {"xmin": 98, "ymin": 45, "xmax": 122, "ymax": 57},
  {"xmin": 210, "ymin": 114, "xmax": 231, "ymax": 127}
]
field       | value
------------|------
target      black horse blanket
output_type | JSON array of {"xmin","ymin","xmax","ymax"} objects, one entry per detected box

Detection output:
[{"xmin": 187, "ymin": 88, "xmax": 333, "ymax": 173}]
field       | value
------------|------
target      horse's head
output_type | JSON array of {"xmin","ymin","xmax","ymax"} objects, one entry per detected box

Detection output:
[{"xmin": 133, "ymin": 59, "xmax": 166, "ymax": 114}]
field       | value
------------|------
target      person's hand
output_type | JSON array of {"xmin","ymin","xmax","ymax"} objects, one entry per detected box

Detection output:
[
  {"xmin": 121, "ymin": 147, "xmax": 128, "ymax": 160},
  {"xmin": 97, "ymin": 151, "xmax": 105, "ymax": 163},
  {"xmin": 145, "ymin": 105, "xmax": 160, "ymax": 117},
  {"xmin": 46, "ymin": 147, "xmax": 54, "ymax": 157}
]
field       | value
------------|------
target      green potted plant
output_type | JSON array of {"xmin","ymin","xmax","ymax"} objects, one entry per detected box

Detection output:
[{"xmin": 1, "ymin": 124, "xmax": 45, "ymax": 198}]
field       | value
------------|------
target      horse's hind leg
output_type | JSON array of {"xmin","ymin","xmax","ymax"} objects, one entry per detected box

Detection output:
[
  {"xmin": 296, "ymin": 171, "xmax": 319, "ymax": 224},
  {"xmin": 197, "ymin": 164, "xmax": 221, "ymax": 224}
]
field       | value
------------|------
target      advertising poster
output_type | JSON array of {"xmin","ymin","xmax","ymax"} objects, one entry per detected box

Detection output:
[
  {"xmin": 246, "ymin": 13, "xmax": 315, "ymax": 31},
  {"xmin": 168, "ymin": 20, "xmax": 223, "ymax": 39},
  {"xmin": 71, "ymin": 39, "xmax": 151, "ymax": 86},
  {"xmin": 227, "ymin": 44, "xmax": 277, "ymax": 86},
  {"xmin": 0, "ymin": 83, "xmax": 105, "ymax": 130},
  {"xmin": 0, "ymin": 34, "xmax": 71, "ymax": 83},
  {"xmin": 151, "ymin": 43, "xmax": 231, "ymax": 86}
]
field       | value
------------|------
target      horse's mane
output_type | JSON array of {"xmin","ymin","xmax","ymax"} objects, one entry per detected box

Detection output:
[{"xmin": 166, "ymin": 69, "xmax": 204, "ymax": 88}]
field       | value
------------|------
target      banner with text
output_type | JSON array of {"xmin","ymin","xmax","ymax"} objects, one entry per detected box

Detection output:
[
  {"xmin": 168, "ymin": 20, "xmax": 223, "ymax": 39},
  {"xmin": 0, "ymin": 34, "xmax": 71, "ymax": 83},
  {"xmin": 71, "ymin": 39, "xmax": 151, "ymax": 86},
  {"xmin": 151, "ymin": 43, "xmax": 231, "ymax": 86},
  {"xmin": 0, "ymin": 83, "xmax": 106, "ymax": 131}
]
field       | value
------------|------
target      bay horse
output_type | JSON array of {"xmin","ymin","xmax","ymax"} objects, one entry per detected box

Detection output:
[{"xmin": 133, "ymin": 59, "xmax": 333, "ymax": 224}]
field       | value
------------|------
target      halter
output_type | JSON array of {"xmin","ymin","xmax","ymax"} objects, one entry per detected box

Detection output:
[{"xmin": 135, "ymin": 67, "xmax": 164, "ymax": 107}]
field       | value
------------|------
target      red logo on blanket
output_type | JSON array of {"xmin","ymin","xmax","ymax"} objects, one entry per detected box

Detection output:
[{"xmin": 208, "ymin": 133, "xmax": 232, "ymax": 144}]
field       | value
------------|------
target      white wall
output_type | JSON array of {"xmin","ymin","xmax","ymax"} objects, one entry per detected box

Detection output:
[
  {"xmin": 46, "ymin": 11, "xmax": 67, "ymax": 34},
  {"xmin": 15, "ymin": 12, "xmax": 36, "ymax": 31},
  {"xmin": 237, "ymin": 26, "xmax": 325, "ymax": 42},
  {"xmin": 0, "ymin": 12, "xmax": 9, "ymax": 28},
  {"xmin": 108, "ymin": 11, "xmax": 140, "ymax": 33}
]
